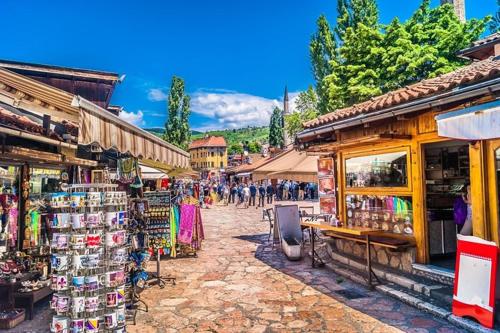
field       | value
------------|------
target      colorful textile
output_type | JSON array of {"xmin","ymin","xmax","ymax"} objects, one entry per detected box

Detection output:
[
  {"xmin": 8, "ymin": 209, "xmax": 18, "ymax": 247},
  {"xmin": 169, "ymin": 206, "xmax": 177, "ymax": 258},
  {"xmin": 178, "ymin": 204, "xmax": 196, "ymax": 245}
]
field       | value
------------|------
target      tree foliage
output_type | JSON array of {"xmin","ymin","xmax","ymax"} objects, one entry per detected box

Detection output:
[
  {"xmin": 311, "ymin": 0, "xmax": 489, "ymax": 115},
  {"xmin": 163, "ymin": 76, "xmax": 191, "ymax": 150},
  {"xmin": 489, "ymin": 0, "xmax": 500, "ymax": 33},
  {"xmin": 268, "ymin": 107, "xmax": 284, "ymax": 148},
  {"xmin": 284, "ymin": 86, "xmax": 319, "ymax": 140}
]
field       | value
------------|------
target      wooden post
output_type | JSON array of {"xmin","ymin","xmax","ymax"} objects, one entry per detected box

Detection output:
[
  {"xmin": 411, "ymin": 140, "xmax": 428, "ymax": 264},
  {"xmin": 469, "ymin": 141, "xmax": 489, "ymax": 240}
]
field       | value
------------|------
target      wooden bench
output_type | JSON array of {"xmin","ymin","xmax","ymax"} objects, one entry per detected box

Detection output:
[
  {"xmin": 14, "ymin": 285, "xmax": 53, "ymax": 320},
  {"xmin": 323, "ymin": 231, "xmax": 416, "ymax": 252}
]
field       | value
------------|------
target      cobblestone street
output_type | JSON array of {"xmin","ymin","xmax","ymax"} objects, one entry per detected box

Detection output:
[{"xmin": 129, "ymin": 202, "xmax": 464, "ymax": 333}]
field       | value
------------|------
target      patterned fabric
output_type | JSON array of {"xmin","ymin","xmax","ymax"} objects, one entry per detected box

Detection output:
[
  {"xmin": 178, "ymin": 204, "xmax": 196, "ymax": 245},
  {"xmin": 170, "ymin": 206, "xmax": 177, "ymax": 258}
]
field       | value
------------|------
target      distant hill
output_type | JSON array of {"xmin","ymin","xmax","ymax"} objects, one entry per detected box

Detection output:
[
  {"xmin": 191, "ymin": 127, "xmax": 269, "ymax": 152},
  {"xmin": 145, "ymin": 127, "xmax": 269, "ymax": 154}
]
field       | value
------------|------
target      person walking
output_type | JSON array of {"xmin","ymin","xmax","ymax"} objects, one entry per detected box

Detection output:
[
  {"xmin": 223, "ymin": 184, "xmax": 230, "ymax": 205},
  {"xmin": 258, "ymin": 182, "xmax": 266, "ymax": 207},
  {"xmin": 249, "ymin": 182, "xmax": 257, "ymax": 207},
  {"xmin": 266, "ymin": 182, "xmax": 274, "ymax": 204},
  {"xmin": 241, "ymin": 184, "xmax": 251, "ymax": 208},
  {"xmin": 299, "ymin": 182, "xmax": 306, "ymax": 201},
  {"xmin": 230, "ymin": 183, "xmax": 237, "ymax": 204},
  {"xmin": 283, "ymin": 180, "xmax": 290, "ymax": 201}
]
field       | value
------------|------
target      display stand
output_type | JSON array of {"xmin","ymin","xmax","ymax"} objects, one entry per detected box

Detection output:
[{"xmin": 49, "ymin": 184, "xmax": 130, "ymax": 333}]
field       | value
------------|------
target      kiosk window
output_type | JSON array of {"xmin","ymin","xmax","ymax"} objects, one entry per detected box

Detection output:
[{"xmin": 346, "ymin": 151, "xmax": 408, "ymax": 188}]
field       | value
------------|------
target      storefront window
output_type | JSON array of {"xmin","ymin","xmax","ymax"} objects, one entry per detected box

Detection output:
[
  {"xmin": 346, "ymin": 194, "xmax": 413, "ymax": 235},
  {"xmin": 345, "ymin": 151, "xmax": 408, "ymax": 188}
]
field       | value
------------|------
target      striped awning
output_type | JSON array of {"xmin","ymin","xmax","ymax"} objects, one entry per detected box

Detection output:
[
  {"xmin": 253, "ymin": 149, "xmax": 318, "ymax": 182},
  {"xmin": 74, "ymin": 96, "xmax": 190, "ymax": 169}
]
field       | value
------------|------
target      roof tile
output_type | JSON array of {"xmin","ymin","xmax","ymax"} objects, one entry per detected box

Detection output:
[
  {"xmin": 189, "ymin": 136, "xmax": 227, "ymax": 149},
  {"xmin": 304, "ymin": 57, "xmax": 500, "ymax": 129}
]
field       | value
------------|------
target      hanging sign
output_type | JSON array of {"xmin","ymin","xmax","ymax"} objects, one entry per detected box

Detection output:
[
  {"xmin": 452, "ymin": 234, "xmax": 498, "ymax": 329},
  {"xmin": 318, "ymin": 157, "xmax": 336, "ymax": 215}
]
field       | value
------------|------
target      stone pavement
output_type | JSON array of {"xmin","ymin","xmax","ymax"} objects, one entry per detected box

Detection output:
[{"xmin": 128, "ymin": 201, "xmax": 464, "ymax": 333}]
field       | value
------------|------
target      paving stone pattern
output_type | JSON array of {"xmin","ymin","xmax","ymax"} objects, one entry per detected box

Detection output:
[{"xmin": 128, "ymin": 202, "xmax": 464, "ymax": 333}]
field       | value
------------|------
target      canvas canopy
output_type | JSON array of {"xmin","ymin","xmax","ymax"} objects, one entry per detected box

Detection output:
[
  {"xmin": 253, "ymin": 149, "xmax": 318, "ymax": 182},
  {"xmin": 436, "ymin": 100, "xmax": 500, "ymax": 140}
]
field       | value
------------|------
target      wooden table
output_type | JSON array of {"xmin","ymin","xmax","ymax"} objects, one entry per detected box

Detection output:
[
  {"xmin": 14, "ymin": 285, "xmax": 53, "ymax": 320},
  {"xmin": 301, "ymin": 222, "xmax": 385, "ymax": 288}
]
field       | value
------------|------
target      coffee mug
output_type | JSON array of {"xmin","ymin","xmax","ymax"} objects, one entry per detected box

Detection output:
[
  {"xmin": 117, "ymin": 211, "xmax": 127, "ymax": 225},
  {"xmin": 85, "ymin": 275, "xmax": 104, "ymax": 291},
  {"xmin": 86, "ymin": 212, "xmax": 102, "ymax": 227},
  {"xmin": 54, "ymin": 213, "xmax": 71, "ymax": 228},
  {"xmin": 56, "ymin": 295, "xmax": 70, "ymax": 313},
  {"xmin": 85, "ymin": 317, "xmax": 99, "ymax": 333},
  {"xmin": 106, "ymin": 291, "xmax": 118, "ymax": 307},
  {"xmin": 86, "ymin": 254, "xmax": 100, "ymax": 268},
  {"xmin": 86, "ymin": 233, "xmax": 102, "ymax": 248},
  {"xmin": 54, "ymin": 274, "xmax": 68, "ymax": 291},
  {"xmin": 51, "ymin": 254, "xmax": 69, "ymax": 271},
  {"xmin": 85, "ymin": 296, "xmax": 99, "ymax": 312},
  {"xmin": 50, "ymin": 294, "xmax": 59, "ymax": 309},
  {"xmin": 72, "ymin": 254, "xmax": 86, "ymax": 270},
  {"xmin": 70, "ymin": 214, "xmax": 86, "ymax": 229},
  {"xmin": 52, "ymin": 233, "xmax": 69, "ymax": 250},
  {"xmin": 117, "ymin": 286, "xmax": 125, "ymax": 304},
  {"xmin": 105, "ymin": 311, "xmax": 117, "ymax": 329},
  {"xmin": 116, "ymin": 305, "xmax": 126, "ymax": 326},
  {"xmin": 71, "ymin": 296, "xmax": 85, "ymax": 313},
  {"xmin": 72, "ymin": 276, "xmax": 85, "ymax": 292},
  {"xmin": 105, "ymin": 212, "xmax": 118, "ymax": 227},
  {"xmin": 112, "ymin": 248, "xmax": 127, "ymax": 264},
  {"xmin": 70, "ymin": 318, "xmax": 84, "ymax": 333},
  {"xmin": 52, "ymin": 316, "xmax": 69, "ymax": 333},
  {"xmin": 70, "ymin": 234, "xmax": 86, "ymax": 249},
  {"xmin": 112, "ymin": 230, "xmax": 126, "ymax": 246}
]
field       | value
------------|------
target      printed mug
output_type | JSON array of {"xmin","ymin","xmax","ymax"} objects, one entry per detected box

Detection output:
[
  {"xmin": 85, "ymin": 275, "xmax": 104, "ymax": 291},
  {"xmin": 86, "ymin": 233, "xmax": 102, "ymax": 248},
  {"xmin": 53, "ymin": 274, "xmax": 68, "ymax": 291},
  {"xmin": 105, "ymin": 212, "xmax": 118, "ymax": 227},
  {"xmin": 86, "ymin": 212, "xmax": 102, "ymax": 227},
  {"xmin": 70, "ymin": 214, "xmax": 86, "ymax": 229},
  {"xmin": 85, "ymin": 296, "xmax": 100, "ymax": 312},
  {"xmin": 72, "ymin": 276, "xmax": 85, "ymax": 292},
  {"xmin": 70, "ymin": 318, "xmax": 84, "ymax": 333},
  {"xmin": 52, "ymin": 233, "xmax": 69, "ymax": 250},
  {"xmin": 52, "ymin": 316, "xmax": 69, "ymax": 333},
  {"xmin": 106, "ymin": 291, "xmax": 118, "ymax": 307},
  {"xmin": 85, "ymin": 317, "xmax": 99, "ymax": 333},
  {"xmin": 104, "ymin": 311, "xmax": 117, "ymax": 329},
  {"xmin": 71, "ymin": 296, "xmax": 85, "ymax": 313},
  {"xmin": 51, "ymin": 254, "xmax": 69, "ymax": 271},
  {"xmin": 70, "ymin": 234, "xmax": 86, "ymax": 249},
  {"xmin": 116, "ymin": 305, "xmax": 126, "ymax": 326},
  {"xmin": 50, "ymin": 294, "xmax": 59, "ymax": 309},
  {"xmin": 56, "ymin": 295, "xmax": 70, "ymax": 313}
]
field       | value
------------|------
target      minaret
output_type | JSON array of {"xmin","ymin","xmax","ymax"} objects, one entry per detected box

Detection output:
[
  {"xmin": 283, "ymin": 86, "xmax": 291, "ymax": 147},
  {"xmin": 441, "ymin": 0, "xmax": 465, "ymax": 22}
]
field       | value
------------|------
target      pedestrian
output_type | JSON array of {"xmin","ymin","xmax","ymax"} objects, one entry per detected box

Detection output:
[
  {"xmin": 230, "ymin": 183, "xmax": 237, "ymax": 204},
  {"xmin": 299, "ymin": 182, "xmax": 306, "ymax": 201},
  {"xmin": 237, "ymin": 183, "xmax": 243, "ymax": 204},
  {"xmin": 292, "ymin": 181, "xmax": 299, "ymax": 201},
  {"xmin": 283, "ymin": 180, "xmax": 289, "ymax": 201},
  {"xmin": 223, "ymin": 184, "xmax": 230, "ymax": 205},
  {"xmin": 266, "ymin": 182, "xmax": 274, "ymax": 204},
  {"xmin": 258, "ymin": 182, "xmax": 266, "ymax": 207},
  {"xmin": 249, "ymin": 182, "xmax": 257, "ymax": 207},
  {"xmin": 242, "ymin": 184, "xmax": 251, "ymax": 208}
]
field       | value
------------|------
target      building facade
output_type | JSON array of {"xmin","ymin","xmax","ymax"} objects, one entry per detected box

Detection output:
[{"xmin": 189, "ymin": 136, "xmax": 228, "ymax": 174}]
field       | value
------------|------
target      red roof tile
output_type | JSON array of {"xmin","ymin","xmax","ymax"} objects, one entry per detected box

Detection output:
[
  {"xmin": 304, "ymin": 57, "xmax": 500, "ymax": 129},
  {"xmin": 189, "ymin": 136, "xmax": 227, "ymax": 149}
]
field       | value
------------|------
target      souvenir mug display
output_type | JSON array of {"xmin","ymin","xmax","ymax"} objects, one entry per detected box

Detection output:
[{"xmin": 49, "ymin": 185, "xmax": 129, "ymax": 333}]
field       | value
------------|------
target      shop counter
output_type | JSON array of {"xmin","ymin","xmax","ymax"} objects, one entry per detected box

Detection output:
[{"xmin": 14, "ymin": 285, "xmax": 52, "ymax": 320}]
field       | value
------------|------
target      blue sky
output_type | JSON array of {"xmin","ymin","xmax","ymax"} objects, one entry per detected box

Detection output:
[{"xmin": 1, "ymin": 0, "xmax": 496, "ymax": 131}]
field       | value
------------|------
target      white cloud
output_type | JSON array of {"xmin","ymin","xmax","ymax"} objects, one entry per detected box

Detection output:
[
  {"xmin": 148, "ymin": 88, "xmax": 168, "ymax": 102},
  {"xmin": 119, "ymin": 110, "xmax": 145, "ymax": 127},
  {"xmin": 190, "ymin": 90, "xmax": 301, "ymax": 131}
]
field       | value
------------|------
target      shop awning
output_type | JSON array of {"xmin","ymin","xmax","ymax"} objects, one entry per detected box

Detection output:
[
  {"xmin": 140, "ymin": 164, "xmax": 168, "ymax": 179},
  {"xmin": 266, "ymin": 154, "xmax": 319, "ymax": 183},
  {"xmin": 253, "ymin": 149, "xmax": 317, "ymax": 182},
  {"xmin": 436, "ymin": 100, "xmax": 500, "ymax": 140},
  {"xmin": 73, "ymin": 96, "xmax": 190, "ymax": 169}
]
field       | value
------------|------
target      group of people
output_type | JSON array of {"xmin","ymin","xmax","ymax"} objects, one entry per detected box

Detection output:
[{"xmin": 197, "ymin": 180, "xmax": 317, "ymax": 209}]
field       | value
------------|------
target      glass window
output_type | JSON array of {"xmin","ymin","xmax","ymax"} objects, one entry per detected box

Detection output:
[
  {"xmin": 346, "ymin": 194, "xmax": 413, "ymax": 235},
  {"xmin": 345, "ymin": 151, "xmax": 408, "ymax": 188}
]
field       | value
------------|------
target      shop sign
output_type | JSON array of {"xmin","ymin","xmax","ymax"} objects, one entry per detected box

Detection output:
[
  {"xmin": 318, "ymin": 157, "xmax": 336, "ymax": 215},
  {"xmin": 452, "ymin": 235, "xmax": 498, "ymax": 328}
]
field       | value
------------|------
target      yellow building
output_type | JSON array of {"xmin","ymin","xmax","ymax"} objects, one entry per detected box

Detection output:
[{"xmin": 189, "ymin": 136, "xmax": 228, "ymax": 176}]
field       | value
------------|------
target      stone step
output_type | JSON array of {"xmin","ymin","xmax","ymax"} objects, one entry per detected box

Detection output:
[
  {"xmin": 321, "ymin": 257, "xmax": 498, "ymax": 333},
  {"xmin": 313, "ymin": 242, "xmax": 499, "ymax": 333}
]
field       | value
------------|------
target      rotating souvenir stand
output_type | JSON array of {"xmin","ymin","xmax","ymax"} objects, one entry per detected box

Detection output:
[
  {"xmin": 142, "ymin": 191, "xmax": 176, "ymax": 288},
  {"xmin": 49, "ymin": 184, "xmax": 129, "ymax": 333}
]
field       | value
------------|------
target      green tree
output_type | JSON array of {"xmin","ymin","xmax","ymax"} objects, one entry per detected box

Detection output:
[
  {"xmin": 317, "ymin": 0, "xmax": 489, "ymax": 113},
  {"xmin": 310, "ymin": 15, "xmax": 337, "ymax": 114},
  {"xmin": 247, "ymin": 141, "xmax": 262, "ymax": 154},
  {"xmin": 285, "ymin": 86, "xmax": 319, "ymax": 139},
  {"xmin": 489, "ymin": 0, "xmax": 500, "ymax": 33},
  {"xmin": 268, "ymin": 107, "xmax": 284, "ymax": 148},
  {"xmin": 163, "ymin": 76, "xmax": 191, "ymax": 150},
  {"xmin": 228, "ymin": 143, "xmax": 243, "ymax": 155}
]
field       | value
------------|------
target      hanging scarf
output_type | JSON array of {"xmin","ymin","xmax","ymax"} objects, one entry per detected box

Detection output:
[
  {"xmin": 178, "ymin": 204, "xmax": 196, "ymax": 245},
  {"xmin": 30, "ymin": 210, "xmax": 40, "ymax": 247},
  {"xmin": 8, "ymin": 208, "xmax": 18, "ymax": 248},
  {"xmin": 169, "ymin": 206, "xmax": 177, "ymax": 258}
]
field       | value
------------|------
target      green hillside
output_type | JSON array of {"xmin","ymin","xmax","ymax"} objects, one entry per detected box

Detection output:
[{"xmin": 146, "ymin": 127, "xmax": 269, "ymax": 154}]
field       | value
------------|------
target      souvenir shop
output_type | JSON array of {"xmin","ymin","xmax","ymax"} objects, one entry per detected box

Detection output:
[{"xmin": 297, "ymin": 50, "xmax": 500, "ymax": 278}]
